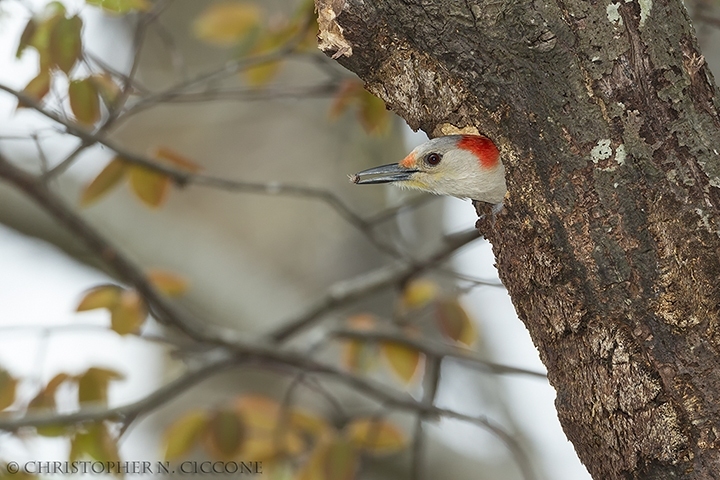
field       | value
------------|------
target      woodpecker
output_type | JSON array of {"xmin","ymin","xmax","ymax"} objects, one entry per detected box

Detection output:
[{"xmin": 351, "ymin": 135, "xmax": 506, "ymax": 204}]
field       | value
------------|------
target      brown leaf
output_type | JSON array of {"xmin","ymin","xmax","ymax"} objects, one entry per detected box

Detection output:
[
  {"xmin": 381, "ymin": 341, "xmax": 423, "ymax": 384},
  {"xmin": 79, "ymin": 157, "xmax": 128, "ymax": 207},
  {"xmin": 163, "ymin": 410, "xmax": 209, "ymax": 461},
  {"xmin": 0, "ymin": 369, "xmax": 17, "ymax": 411},
  {"xmin": 18, "ymin": 70, "xmax": 51, "ymax": 108},
  {"xmin": 204, "ymin": 409, "xmax": 245, "ymax": 461},
  {"xmin": 151, "ymin": 146, "xmax": 202, "ymax": 173},
  {"xmin": 49, "ymin": 15, "xmax": 82, "ymax": 73},
  {"xmin": 16, "ymin": 18, "xmax": 37, "ymax": 59},
  {"xmin": 128, "ymin": 165, "xmax": 171, "ymax": 207},
  {"xmin": 110, "ymin": 289, "xmax": 147, "ymax": 335},
  {"xmin": 358, "ymin": 89, "xmax": 390, "ymax": 135},
  {"xmin": 345, "ymin": 418, "xmax": 406, "ymax": 455},
  {"xmin": 329, "ymin": 80, "xmax": 362, "ymax": 118},
  {"xmin": 69, "ymin": 77, "xmax": 100, "ymax": 125},
  {"xmin": 436, "ymin": 298, "xmax": 478, "ymax": 346},
  {"xmin": 193, "ymin": 3, "xmax": 261, "ymax": 45},
  {"xmin": 147, "ymin": 269, "xmax": 189, "ymax": 296},
  {"xmin": 342, "ymin": 314, "xmax": 377, "ymax": 373}
]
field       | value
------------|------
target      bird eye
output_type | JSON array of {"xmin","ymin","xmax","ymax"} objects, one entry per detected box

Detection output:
[{"xmin": 426, "ymin": 153, "xmax": 442, "ymax": 166}]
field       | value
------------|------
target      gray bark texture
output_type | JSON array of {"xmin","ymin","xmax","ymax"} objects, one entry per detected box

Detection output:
[{"xmin": 315, "ymin": 0, "xmax": 720, "ymax": 478}]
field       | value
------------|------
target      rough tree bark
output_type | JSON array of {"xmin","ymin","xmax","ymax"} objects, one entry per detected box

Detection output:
[{"xmin": 315, "ymin": 0, "xmax": 720, "ymax": 478}]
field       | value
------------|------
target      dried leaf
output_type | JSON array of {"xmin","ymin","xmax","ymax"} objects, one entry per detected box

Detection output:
[
  {"xmin": 342, "ymin": 314, "xmax": 376, "ymax": 373},
  {"xmin": 147, "ymin": 269, "xmax": 189, "ymax": 296},
  {"xmin": 18, "ymin": 70, "xmax": 51, "ymax": 108},
  {"xmin": 193, "ymin": 3, "xmax": 261, "ymax": 45},
  {"xmin": 49, "ymin": 15, "xmax": 82, "ymax": 73},
  {"xmin": 329, "ymin": 80, "xmax": 361, "ymax": 118},
  {"xmin": 79, "ymin": 157, "xmax": 128, "ymax": 206},
  {"xmin": 0, "ymin": 369, "xmax": 17, "ymax": 411},
  {"xmin": 128, "ymin": 164, "xmax": 171, "ymax": 207},
  {"xmin": 204, "ymin": 409, "xmax": 245, "ymax": 461},
  {"xmin": 358, "ymin": 89, "xmax": 390, "ymax": 135},
  {"xmin": 345, "ymin": 418, "xmax": 406, "ymax": 455},
  {"xmin": 78, "ymin": 367, "xmax": 124, "ymax": 406},
  {"xmin": 164, "ymin": 410, "xmax": 208, "ymax": 461},
  {"xmin": 89, "ymin": 73, "xmax": 121, "ymax": 109},
  {"xmin": 152, "ymin": 146, "xmax": 202, "ymax": 173},
  {"xmin": 85, "ymin": 0, "xmax": 150, "ymax": 14},
  {"xmin": 16, "ymin": 18, "xmax": 37, "ymax": 59},
  {"xmin": 381, "ymin": 342, "xmax": 422, "ymax": 384},
  {"xmin": 69, "ymin": 77, "xmax": 100, "ymax": 126},
  {"xmin": 436, "ymin": 298, "xmax": 477, "ymax": 346},
  {"xmin": 110, "ymin": 289, "xmax": 147, "ymax": 335}
]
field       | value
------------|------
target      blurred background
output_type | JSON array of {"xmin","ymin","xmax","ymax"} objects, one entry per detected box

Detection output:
[{"xmin": 0, "ymin": 0, "xmax": 718, "ymax": 478}]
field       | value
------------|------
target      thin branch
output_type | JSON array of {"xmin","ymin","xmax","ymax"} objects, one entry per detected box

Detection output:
[
  {"xmin": 0, "ymin": 349, "xmax": 536, "ymax": 480},
  {"xmin": 331, "ymin": 329, "xmax": 547, "ymax": 379},
  {"xmin": 0, "ymin": 357, "xmax": 237, "ymax": 430},
  {"xmin": 269, "ymin": 230, "xmax": 482, "ymax": 343},
  {"xmin": 0, "ymin": 83, "xmax": 403, "ymax": 257}
]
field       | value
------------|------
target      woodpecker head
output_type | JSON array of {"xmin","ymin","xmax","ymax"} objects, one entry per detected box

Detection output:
[{"xmin": 351, "ymin": 135, "xmax": 506, "ymax": 204}]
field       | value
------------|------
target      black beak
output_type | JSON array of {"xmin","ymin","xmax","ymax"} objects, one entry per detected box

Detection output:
[{"xmin": 351, "ymin": 163, "xmax": 419, "ymax": 184}]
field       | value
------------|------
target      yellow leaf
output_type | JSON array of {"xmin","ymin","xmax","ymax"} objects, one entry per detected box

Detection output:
[
  {"xmin": 193, "ymin": 3, "xmax": 261, "ymax": 45},
  {"xmin": 400, "ymin": 279, "xmax": 438, "ymax": 312},
  {"xmin": 204, "ymin": 409, "xmax": 245, "ymax": 461},
  {"xmin": 18, "ymin": 70, "xmax": 51, "ymax": 108},
  {"xmin": 76, "ymin": 284, "xmax": 122, "ymax": 311},
  {"xmin": 0, "ymin": 369, "xmax": 17, "ymax": 411},
  {"xmin": 89, "ymin": 73, "xmax": 121, "ymax": 108},
  {"xmin": 239, "ymin": 430, "xmax": 305, "ymax": 461},
  {"xmin": 78, "ymin": 367, "xmax": 124, "ymax": 406},
  {"xmin": 323, "ymin": 438, "xmax": 358, "ymax": 480},
  {"xmin": 85, "ymin": 0, "xmax": 150, "ymax": 14},
  {"xmin": 79, "ymin": 157, "xmax": 128, "ymax": 206},
  {"xmin": 70, "ymin": 422, "xmax": 120, "ymax": 462},
  {"xmin": 381, "ymin": 342, "xmax": 423, "ymax": 384},
  {"xmin": 49, "ymin": 15, "xmax": 82, "ymax": 73},
  {"xmin": 147, "ymin": 269, "xmax": 189, "ymax": 296},
  {"xmin": 110, "ymin": 289, "xmax": 147, "ymax": 335},
  {"xmin": 69, "ymin": 77, "xmax": 100, "ymax": 126},
  {"xmin": 151, "ymin": 146, "xmax": 202, "ymax": 173},
  {"xmin": 290, "ymin": 409, "xmax": 331, "ymax": 438},
  {"xmin": 345, "ymin": 418, "xmax": 406, "ymax": 455},
  {"xmin": 164, "ymin": 410, "xmax": 208, "ymax": 461},
  {"xmin": 436, "ymin": 298, "xmax": 477, "ymax": 346},
  {"xmin": 128, "ymin": 165, "xmax": 171, "ymax": 207}
]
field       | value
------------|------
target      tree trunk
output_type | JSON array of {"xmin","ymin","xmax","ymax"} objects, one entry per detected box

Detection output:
[{"xmin": 316, "ymin": 0, "xmax": 720, "ymax": 477}]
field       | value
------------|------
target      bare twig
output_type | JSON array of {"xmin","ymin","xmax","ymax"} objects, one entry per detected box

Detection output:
[
  {"xmin": 0, "ymin": 83, "xmax": 403, "ymax": 257},
  {"xmin": 330, "ymin": 329, "xmax": 547, "ymax": 379},
  {"xmin": 269, "ymin": 229, "xmax": 482, "ymax": 343}
]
